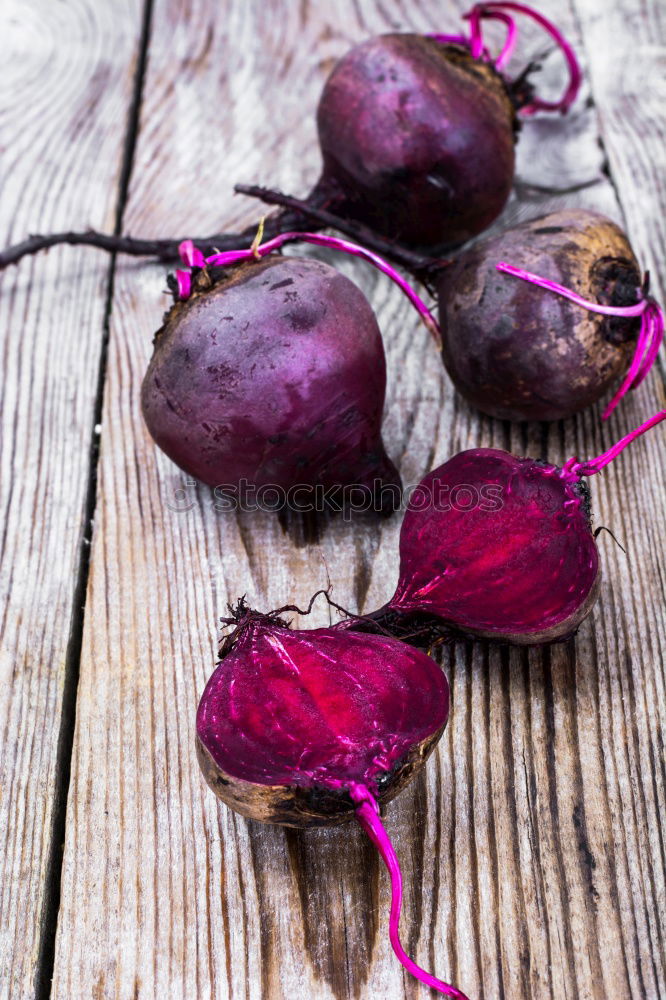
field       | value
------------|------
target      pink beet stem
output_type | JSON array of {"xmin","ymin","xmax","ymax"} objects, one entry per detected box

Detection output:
[
  {"xmin": 177, "ymin": 233, "xmax": 442, "ymax": 348},
  {"xmin": 490, "ymin": 11, "xmax": 519, "ymax": 68},
  {"xmin": 465, "ymin": 7, "xmax": 518, "ymax": 66},
  {"xmin": 428, "ymin": 32, "xmax": 472, "ymax": 46},
  {"xmin": 429, "ymin": 10, "xmax": 517, "ymax": 67},
  {"xmin": 496, "ymin": 261, "xmax": 665, "ymax": 420},
  {"xmin": 635, "ymin": 305, "xmax": 665, "ymax": 383},
  {"xmin": 180, "ymin": 239, "xmax": 206, "ymax": 268},
  {"xmin": 603, "ymin": 304, "xmax": 665, "ymax": 418},
  {"xmin": 470, "ymin": 1, "xmax": 582, "ymax": 113},
  {"xmin": 175, "ymin": 269, "xmax": 192, "ymax": 299},
  {"xmin": 562, "ymin": 409, "xmax": 666, "ymax": 479},
  {"xmin": 350, "ymin": 785, "xmax": 470, "ymax": 1000},
  {"xmin": 466, "ymin": 5, "xmax": 488, "ymax": 60}
]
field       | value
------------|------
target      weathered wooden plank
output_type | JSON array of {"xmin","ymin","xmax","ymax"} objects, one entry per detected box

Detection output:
[
  {"xmin": 574, "ymin": 0, "xmax": 666, "ymax": 300},
  {"xmin": 570, "ymin": 3, "xmax": 666, "ymax": 994},
  {"xmin": 0, "ymin": 2, "xmax": 142, "ymax": 997},
  {"xmin": 53, "ymin": 1, "xmax": 665, "ymax": 998}
]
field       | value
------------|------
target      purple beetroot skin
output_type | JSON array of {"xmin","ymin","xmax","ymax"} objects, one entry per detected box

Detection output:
[
  {"xmin": 437, "ymin": 210, "xmax": 644, "ymax": 422},
  {"xmin": 382, "ymin": 448, "xmax": 600, "ymax": 645},
  {"xmin": 141, "ymin": 255, "xmax": 401, "ymax": 512},
  {"xmin": 316, "ymin": 35, "xmax": 516, "ymax": 251}
]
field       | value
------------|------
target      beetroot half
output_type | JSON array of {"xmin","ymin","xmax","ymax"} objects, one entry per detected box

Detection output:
[
  {"xmin": 196, "ymin": 604, "xmax": 469, "ymax": 998},
  {"xmin": 364, "ymin": 411, "xmax": 666, "ymax": 645},
  {"xmin": 437, "ymin": 209, "xmax": 664, "ymax": 422},
  {"xmin": 388, "ymin": 448, "xmax": 599, "ymax": 644},
  {"xmin": 141, "ymin": 254, "xmax": 401, "ymax": 513}
]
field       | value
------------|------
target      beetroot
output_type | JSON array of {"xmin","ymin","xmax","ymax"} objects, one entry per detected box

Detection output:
[
  {"xmin": 437, "ymin": 209, "xmax": 664, "ymax": 422},
  {"xmin": 365, "ymin": 411, "xmax": 666, "ymax": 645},
  {"xmin": 314, "ymin": 2, "xmax": 580, "ymax": 251},
  {"xmin": 142, "ymin": 231, "xmax": 441, "ymax": 514},
  {"xmin": 142, "ymin": 254, "xmax": 397, "ymax": 507},
  {"xmin": 316, "ymin": 34, "xmax": 517, "ymax": 250},
  {"xmin": 196, "ymin": 603, "xmax": 469, "ymax": 998}
]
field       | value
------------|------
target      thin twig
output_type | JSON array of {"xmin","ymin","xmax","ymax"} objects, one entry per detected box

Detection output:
[
  {"xmin": 0, "ymin": 210, "xmax": 301, "ymax": 272},
  {"xmin": 0, "ymin": 184, "xmax": 447, "ymax": 279}
]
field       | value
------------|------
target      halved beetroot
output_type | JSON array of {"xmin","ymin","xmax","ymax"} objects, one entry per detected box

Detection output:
[{"xmin": 388, "ymin": 448, "xmax": 599, "ymax": 644}]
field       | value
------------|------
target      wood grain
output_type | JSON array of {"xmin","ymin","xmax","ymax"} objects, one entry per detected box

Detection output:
[
  {"xmin": 0, "ymin": 2, "xmax": 141, "ymax": 998},
  {"xmin": 45, "ymin": 1, "xmax": 666, "ymax": 998}
]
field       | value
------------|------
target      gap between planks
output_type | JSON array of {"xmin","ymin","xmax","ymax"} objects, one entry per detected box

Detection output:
[{"xmin": 33, "ymin": 1, "xmax": 156, "ymax": 997}]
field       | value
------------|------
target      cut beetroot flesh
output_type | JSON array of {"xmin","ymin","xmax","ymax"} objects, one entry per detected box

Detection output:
[
  {"xmin": 196, "ymin": 611, "xmax": 469, "ymax": 997},
  {"xmin": 197, "ymin": 618, "xmax": 448, "ymax": 791},
  {"xmin": 389, "ymin": 448, "xmax": 599, "ymax": 638}
]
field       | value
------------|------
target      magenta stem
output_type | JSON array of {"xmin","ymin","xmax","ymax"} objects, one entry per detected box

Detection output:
[
  {"xmin": 496, "ymin": 261, "xmax": 665, "ymax": 419},
  {"xmin": 602, "ymin": 305, "xmax": 664, "ymax": 418},
  {"xmin": 562, "ymin": 409, "xmax": 666, "ymax": 479},
  {"xmin": 350, "ymin": 785, "xmax": 470, "ymax": 1000},
  {"xmin": 470, "ymin": 1, "xmax": 582, "ymax": 113},
  {"xmin": 429, "ymin": 32, "xmax": 472, "ymax": 46},
  {"xmin": 465, "ymin": 7, "xmax": 517, "ymax": 66},
  {"xmin": 465, "ymin": 5, "xmax": 488, "ymax": 60},
  {"xmin": 429, "ymin": 10, "xmax": 517, "ymax": 68},
  {"xmin": 176, "ymin": 233, "xmax": 442, "ymax": 347},
  {"xmin": 496, "ymin": 262, "xmax": 647, "ymax": 316},
  {"xmin": 490, "ymin": 11, "xmax": 519, "ymax": 69}
]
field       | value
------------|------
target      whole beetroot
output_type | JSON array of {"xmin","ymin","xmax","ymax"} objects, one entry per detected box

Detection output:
[
  {"xmin": 141, "ymin": 254, "xmax": 401, "ymax": 512},
  {"xmin": 316, "ymin": 34, "xmax": 517, "ymax": 251},
  {"xmin": 313, "ymin": 3, "xmax": 582, "ymax": 252},
  {"xmin": 436, "ymin": 209, "xmax": 662, "ymax": 422}
]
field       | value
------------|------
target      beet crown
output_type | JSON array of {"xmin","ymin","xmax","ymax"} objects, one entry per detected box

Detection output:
[{"xmin": 434, "ymin": 1, "xmax": 582, "ymax": 116}]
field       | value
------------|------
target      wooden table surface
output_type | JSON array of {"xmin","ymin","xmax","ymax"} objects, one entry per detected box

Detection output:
[{"xmin": 1, "ymin": 1, "xmax": 665, "ymax": 998}]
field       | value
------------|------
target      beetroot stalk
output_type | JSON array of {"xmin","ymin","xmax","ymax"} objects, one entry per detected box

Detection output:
[
  {"xmin": 496, "ymin": 260, "xmax": 665, "ymax": 418},
  {"xmin": 350, "ymin": 783, "xmax": 470, "ymax": 999},
  {"xmin": 562, "ymin": 409, "xmax": 666, "ymax": 478},
  {"xmin": 490, "ymin": 11, "xmax": 519, "ymax": 69},
  {"xmin": 435, "ymin": 1, "xmax": 582, "ymax": 114},
  {"xmin": 430, "ymin": 8, "xmax": 517, "ymax": 65},
  {"xmin": 176, "ymin": 231, "xmax": 442, "ymax": 346}
]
